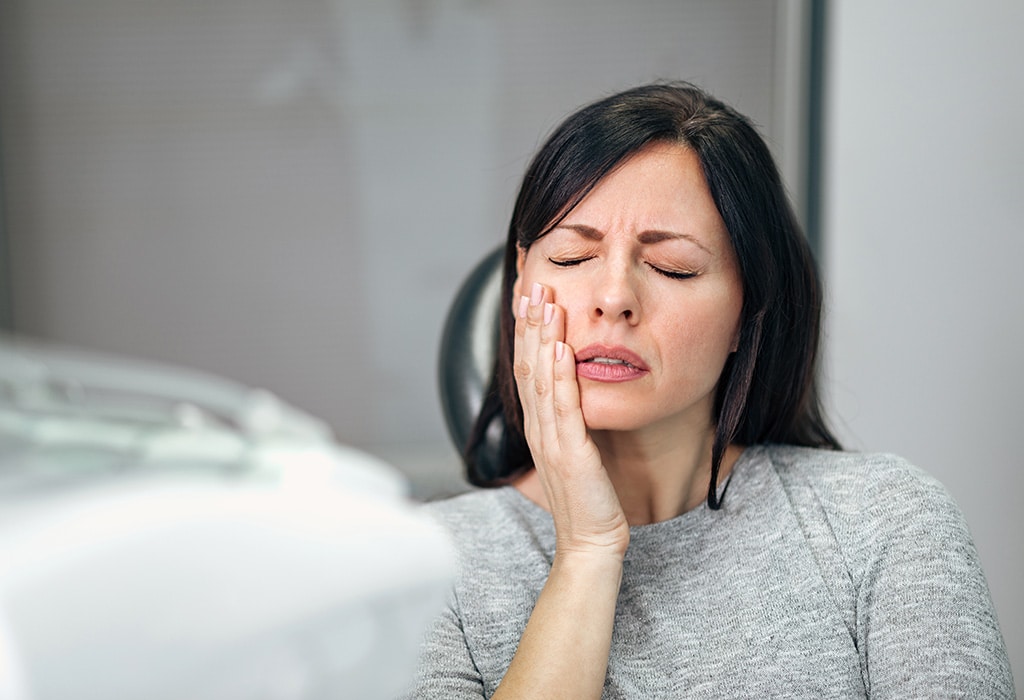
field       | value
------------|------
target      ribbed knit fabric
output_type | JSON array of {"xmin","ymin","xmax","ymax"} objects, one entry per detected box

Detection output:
[{"xmin": 402, "ymin": 445, "xmax": 1014, "ymax": 698}]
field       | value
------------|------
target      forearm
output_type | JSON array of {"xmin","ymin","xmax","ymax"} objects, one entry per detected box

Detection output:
[{"xmin": 492, "ymin": 550, "xmax": 623, "ymax": 700}]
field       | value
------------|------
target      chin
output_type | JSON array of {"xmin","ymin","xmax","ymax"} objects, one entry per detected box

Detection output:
[
  {"xmin": 579, "ymin": 397, "xmax": 651, "ymax": 432},
  {"xmin": 578, "ymin": 385, "xmax": 717, "ymax": 434}
]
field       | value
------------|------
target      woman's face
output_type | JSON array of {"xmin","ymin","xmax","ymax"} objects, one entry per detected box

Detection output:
[{"xmin": 514, "ymin": 142, "xmax": 743, "ymax": 434}]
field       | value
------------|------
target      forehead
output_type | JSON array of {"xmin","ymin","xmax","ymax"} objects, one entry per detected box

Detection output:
[{"xmin": 552, "ymin": 142, "xmax": 729, "ymax": 245}]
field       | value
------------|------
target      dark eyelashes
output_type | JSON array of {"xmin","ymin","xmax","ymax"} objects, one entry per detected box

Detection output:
[
  {"xmin": 547, "ymin": 257, "xmax": 697, "ymax": 280},
  {"xmin": 547, "ymin": 257, "xmax": 592, "ymax": 268},
  {"xmin": 649, "ymin": 265, "xmax": 697, "ymax": 280}
]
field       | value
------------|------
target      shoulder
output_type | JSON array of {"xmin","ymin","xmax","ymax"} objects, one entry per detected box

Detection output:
[
  {"xmin": 421, "ymin": 488, "xmax": 508, "ymax": 528},
  {"xmin": 757, "ymin": 444, "xmax": 956, "ymax": 520},
  {"xmin": 421, "ymin": 487, "xmax": 534, "ymax": 531},
  {"xmin": 751, "ymin": 444, "xmax": 972, "ymax": 572},
  {"xmin": 754, "ymin": 444, "xmax": 975, "ymax": 576},
  {"xmin": 419, "ymin": 487, "xmax": 554, "ymax": 561},
  {"xmin": 754, "ymin": 448, "xmax": 1014, "ymax": 695}
]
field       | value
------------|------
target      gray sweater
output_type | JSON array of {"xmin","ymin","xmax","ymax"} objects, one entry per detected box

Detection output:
[{"xmin": 404, "ymin": 445, "xmax": 1014, "ymax": 698}]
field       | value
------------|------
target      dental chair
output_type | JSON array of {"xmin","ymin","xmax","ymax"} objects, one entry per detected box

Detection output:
[{"xmin": 437, "ymin": 246, "xmax": 506, "ymax": 481}]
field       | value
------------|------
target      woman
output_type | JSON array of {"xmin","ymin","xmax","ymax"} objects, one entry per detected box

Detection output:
[{"xmin": 405, "ymin": 83, "xmax": 1013, "ymax": 698}]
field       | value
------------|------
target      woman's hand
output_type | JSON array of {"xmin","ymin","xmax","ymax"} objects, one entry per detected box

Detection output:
[
  {"xmin": 514, "ymin": 282, "xmax": 630, "ymax": 559},
  {"xmin": 492, "ymin": 281, "xmax": 629, "ymax": 699}
]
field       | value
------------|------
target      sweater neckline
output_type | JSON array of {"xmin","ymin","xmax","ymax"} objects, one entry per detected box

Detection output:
[{"xmin": 498, "ymin": 444, "xmax": 766, "ymax": 542}]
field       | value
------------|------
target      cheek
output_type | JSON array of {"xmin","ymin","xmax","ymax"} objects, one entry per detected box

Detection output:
[
  {"xmin": 700, "ymin": 314, "xmax": 742, "ymax": 363},
  {"xmin": 659, "ymin": 301, "xmax": 741, "ymax": 366},
  {"xmin": 519, "ymin": 259, "xmax": 575, "ymax": 311},
  {"xmin": 552, "ymin": 287, "xmax": 589, "ymax": 336}
]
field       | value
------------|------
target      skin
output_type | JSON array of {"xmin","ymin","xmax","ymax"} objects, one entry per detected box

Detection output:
[{"xmin": 492, "ymin": 142, "xmax": 746, "ymax": 699}]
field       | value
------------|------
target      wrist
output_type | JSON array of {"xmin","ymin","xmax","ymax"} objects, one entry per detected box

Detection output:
[
  {"xmin": 555, "ymin": 520, "xmax": 631, "ymax": 561},
  {"xmin": 552, "ymin": 544, "xmax": 627, "ymax": 579}
]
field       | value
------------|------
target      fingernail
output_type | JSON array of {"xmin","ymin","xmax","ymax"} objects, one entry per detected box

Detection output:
[
  {"xmin": 530, "ymin": 282, "xmax": 543, "ymax": 306},
  {"xmin": 518, "ymin": 295, "xmax": 529, "ymax": 318},
  {"xmin": 544, "ymin": 302, "xmax": 554, "ymax": 325},
  {"xmin": 555, "ymin": 341, "xmax": 565, "ymax": 361}
]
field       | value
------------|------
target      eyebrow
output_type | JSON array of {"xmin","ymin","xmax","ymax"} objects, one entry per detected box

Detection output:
[{"xmin": 556, "ymin": 224, "xmax": 711, "ymax": 254}]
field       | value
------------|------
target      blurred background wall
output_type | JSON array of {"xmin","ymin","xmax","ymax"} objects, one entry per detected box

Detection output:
[
  {"xmin": 0, "ymin": 0, "xmax": 808, "ymax": 490},
  {"xmin": 0, "ymin": 0, "xmax": 1019, "ymax": 691}
]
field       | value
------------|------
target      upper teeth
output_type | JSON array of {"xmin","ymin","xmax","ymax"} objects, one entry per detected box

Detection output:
[{"xmin": 590, "ymin": 357, "xmax": 627, "ymax": 365}]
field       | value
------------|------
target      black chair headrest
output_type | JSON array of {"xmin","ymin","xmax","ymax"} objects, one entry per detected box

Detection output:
[{"xmin": 437, "ymin": 247, "xmax": 504, "ymax": 463}]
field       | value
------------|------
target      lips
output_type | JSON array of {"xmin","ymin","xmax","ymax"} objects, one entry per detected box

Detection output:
[{"xmin": 574, "ymin": 344, "xmax": 649, "ymax": 382}]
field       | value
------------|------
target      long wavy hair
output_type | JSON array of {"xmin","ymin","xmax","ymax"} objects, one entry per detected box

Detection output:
[{"xmin": 464, "ymin": 82, "xmax": 840, "ymax": 509}]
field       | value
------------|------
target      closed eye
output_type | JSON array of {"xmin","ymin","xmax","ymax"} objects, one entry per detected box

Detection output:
[
  {"xmin": 548, "ymin": 257, "xmax": 593, "ymax": 268},
  {"xmin": 648, "ymin": 263, "xmax": 697, "ymax": 280}
]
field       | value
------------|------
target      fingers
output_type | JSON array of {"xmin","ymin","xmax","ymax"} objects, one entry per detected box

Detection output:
[
  {"xmin": 514, "ymin": 282, "xmax": 555, "ymax": 438},
  {"xmin": 513, "ymin": 284, "xmax": 629, "ymax": 555},
  {"xmin": 514, "ymin": 282, "xmax": 585, "ymax": 458},
  {"xmin": 550, "ymin": 338, "xmax": 588, "ymax": 449}
]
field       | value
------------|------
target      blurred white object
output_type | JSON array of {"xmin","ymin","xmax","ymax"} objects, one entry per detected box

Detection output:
[{"xmin": 0, "ymin": 336, "xmax": 454, "ymax": 700}]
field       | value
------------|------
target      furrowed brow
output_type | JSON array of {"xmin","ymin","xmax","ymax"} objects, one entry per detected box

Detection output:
[
  {"xmin": 637, "ymin": 229, "xmax": 711, "ymax": 254},
  {"xmin": 555, "ymin": 224, "xmax": 604, "ymax": 241}
]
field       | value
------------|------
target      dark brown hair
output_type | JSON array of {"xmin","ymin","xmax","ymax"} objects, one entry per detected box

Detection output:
[{"xmin": 464, "ymin": 82, "xmax": 840, "ymax": 508}]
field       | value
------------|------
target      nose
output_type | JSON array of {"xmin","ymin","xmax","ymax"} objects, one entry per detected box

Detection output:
[{"xmin": 590, "ymin": 262, "xmax": 641, "ymax": 325}]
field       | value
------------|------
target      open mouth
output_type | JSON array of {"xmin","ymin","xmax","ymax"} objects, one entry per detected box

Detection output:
[
  {"xmin": 574, "ymin": 344, "xmax": 649, "ymax": 372},
  {"xmin": 574, "ymin": 347, "xmax": 649, "ymax": 382},
  {"xmin": 580, "ymin": 357, "xmax": 639, "ymax": 369}
]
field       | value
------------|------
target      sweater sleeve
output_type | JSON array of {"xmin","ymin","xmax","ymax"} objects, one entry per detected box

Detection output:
[
  {"xmin": 851, "ymin": 459, "xmax": 1014, "ymax": 698},
  {"xmin": 398, "ymin": 588, "xmax": 485, "ymax": 699}
]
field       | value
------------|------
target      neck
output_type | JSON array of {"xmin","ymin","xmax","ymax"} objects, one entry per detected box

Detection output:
[
  {"xmin": 591, "ymin": 425, "xmax": 739, "ymax": 525},
  {"xmin": 513, "ymin": 422, "xmax": 745, "ymax": 526}
]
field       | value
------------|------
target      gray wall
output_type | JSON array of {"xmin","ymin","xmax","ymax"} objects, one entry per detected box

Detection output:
[{"xmin": 824, "ymin": 1, "xmax": 1023, "ymax": 690}]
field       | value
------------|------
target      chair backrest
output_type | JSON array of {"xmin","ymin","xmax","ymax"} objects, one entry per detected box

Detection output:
[{"xmin": 437, "ymin": 247, "xmax": 504, "ymax": 474}]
